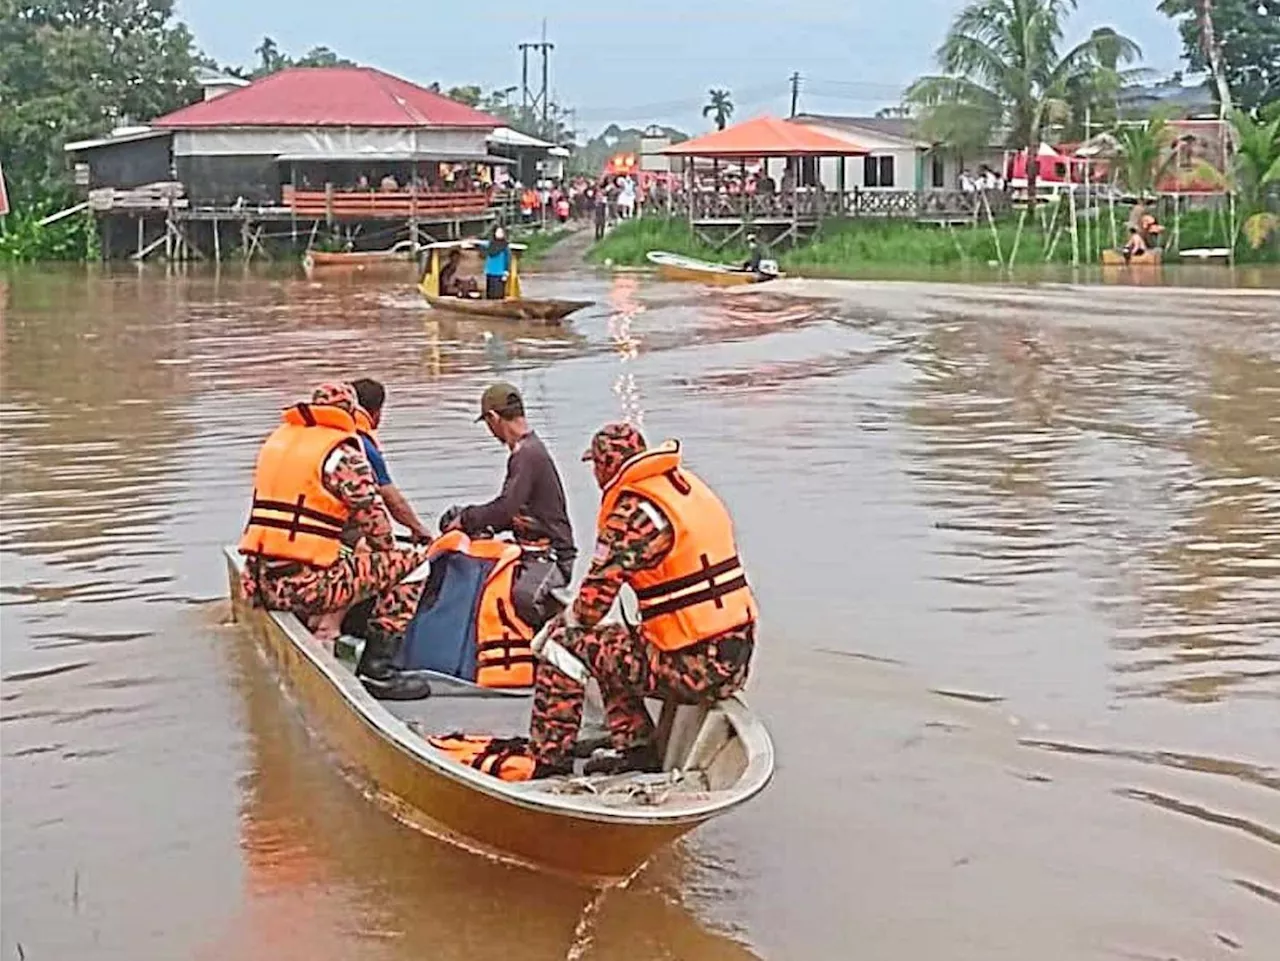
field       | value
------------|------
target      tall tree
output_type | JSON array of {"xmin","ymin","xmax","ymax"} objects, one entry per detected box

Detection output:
[
  {"xmin": 1159, "ymin": 0, "xmax": 1279, "ymax": 113},
  {"xmin": 0, "ymin": 0, "xmax": 201, "ymax": 201},
  {"xmin": 703, "ymin": 89, "xmax": 734, "ymax": 131},
  {"xmin": 906, "ymin": 0, "xmax": 1140, "ymax": 204}
]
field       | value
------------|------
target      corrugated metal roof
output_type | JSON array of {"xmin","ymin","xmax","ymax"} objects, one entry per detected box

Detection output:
[
  {"xmin": 153, "ymin": 67, "xmax": 500, "ymax": 129},
  {"xmin": 64, "ymin": 128, "xmax": 171, "ymax": 153},
  {"xmin": 793, "ymin": 114, "xmax": 925, "ymax": 146}
]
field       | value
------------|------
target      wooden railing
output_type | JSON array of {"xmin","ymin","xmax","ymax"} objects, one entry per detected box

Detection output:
[
  {"xmin": 667, "ymin": 188, "xmax": 1009, "ymax": 223},
  {"xmin": 282, "ymin": 186, "xmax": 493, "ymax": 220}
]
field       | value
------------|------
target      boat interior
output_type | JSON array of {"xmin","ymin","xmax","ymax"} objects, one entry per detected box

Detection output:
[
  {"xmin": 227, "ymin": 546, "xmax": 768, "ymax": 811},
  {"xmin": 419, "ymin": 240, "xmax": 527, "ymax": 301},
  {"xmin": 341, "ymin": 632, "xmax": 757, "ymax": 805}
]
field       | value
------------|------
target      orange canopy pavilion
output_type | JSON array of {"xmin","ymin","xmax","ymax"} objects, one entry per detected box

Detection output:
[{"xmin": 662, "ymin": 116, "xmax": 869, "ymax": 245}]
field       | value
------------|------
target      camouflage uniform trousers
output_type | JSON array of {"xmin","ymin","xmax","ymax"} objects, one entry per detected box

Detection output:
[
  {"xmin": 529, "ymin": 624, "xmax": 753, "ymax": 764},
  {"xmin": 241, "ymin": 548, "xmax": 424, "ymax": 640}
]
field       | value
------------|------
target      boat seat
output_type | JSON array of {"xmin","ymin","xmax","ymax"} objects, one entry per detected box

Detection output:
[{"xmin": 654, "ymin": 698, "xmax": 712, "ymax": 772}]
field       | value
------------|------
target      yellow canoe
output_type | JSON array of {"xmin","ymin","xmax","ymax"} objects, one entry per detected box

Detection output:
[
  {"xmin": 1101, "ymin": 248, "xmax": 1163, "ymax": 267},
  {"xmin": 223, "ymin": 547, "xmax": 773, "ymax": 883}
]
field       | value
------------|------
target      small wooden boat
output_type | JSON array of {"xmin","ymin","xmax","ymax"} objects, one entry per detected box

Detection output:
[
  {"xmin": 1101, "ymin": 248, "xmax": 1164, "ymax": 267},
  {"xmin": 421, "ymin": 294, "xmax": 592, "ymax": 323},
  {"xmin": 418, "ymin": 240, "xmax": 591, "ymax": 324},
  {"xmin": 1179, "ymin": 247, "xmax": 1232, "ymax": 262},
  {"xmin": 303, "ymin": 240, "xmax": 415, "ymax": 275},
  {"xmin": 647, "ymin": 250, "xmax": 779, "ymax": 286},
  {"xmin": 223, "ymin": 547, "xmax": 773, "ymax": 883}
]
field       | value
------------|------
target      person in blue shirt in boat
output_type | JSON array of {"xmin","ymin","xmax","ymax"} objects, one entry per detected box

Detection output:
[
  {"xmin": 478, "ymin": 226, "xmax": 512, "ymax": 300},
  {"xmin": 350, "ymin": 378, "xmax": 433, "ymax": 545}
]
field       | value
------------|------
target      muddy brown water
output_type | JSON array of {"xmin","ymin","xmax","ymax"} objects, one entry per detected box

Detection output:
[{"xmin": 2, "ymin": 264, "xmax": 1278, "ymax": 960}]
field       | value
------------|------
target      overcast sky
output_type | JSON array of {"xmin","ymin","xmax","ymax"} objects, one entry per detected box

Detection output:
[{"xmin": 178, "ymin": 0, "xmax": 1186, "ymax": 135}]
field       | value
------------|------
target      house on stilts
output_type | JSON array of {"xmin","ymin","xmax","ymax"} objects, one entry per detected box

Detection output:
[{"xmin": 64, "ymin": 67, "xmax": 526, "ymax": 262}]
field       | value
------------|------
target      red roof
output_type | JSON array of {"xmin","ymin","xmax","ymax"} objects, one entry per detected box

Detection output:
[
  {"xmin": 663, "ymin": 116, "xmax": 870, "ymax": 157},
  {"xmin": 154, "ymin": 67, "xmax": 500, "ymax": 129}
]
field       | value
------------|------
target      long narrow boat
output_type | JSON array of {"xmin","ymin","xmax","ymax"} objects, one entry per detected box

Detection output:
[
  {"xmin": 647, "ymin": 250, "xmax": 779, "ymax": 286},
  {"xmin": 419, "ymin": 240, "xmax": 591, "ymax": 324},
  {"xmin": 302, "ymin": 241, "xmax": 415, "ymax": 276},
  {"xmin": 1100, "ymin": 248, "xmax": 1163, "ymax": 267},
  {"xmin": 224, "ymin": 547, "xmax": 773, "ymax": 883},
  {"xmin": 421, "ymin": 293, "xmax": 592, "ymax": 323}
]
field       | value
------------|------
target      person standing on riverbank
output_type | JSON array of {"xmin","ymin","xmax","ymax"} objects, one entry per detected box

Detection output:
[
  {"xmin": 238, "ymin": 382, "xmax": 429, "ymax": 700},
  {"xmin": 593, "ymin": 190, "xmax": 608, "ymax": 240}
]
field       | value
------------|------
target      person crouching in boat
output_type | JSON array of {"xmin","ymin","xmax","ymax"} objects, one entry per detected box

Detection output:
[
  {"xmin": 741, "ymin": 232, "xmax": 764, "ymax": 274},
  {"xmin": 351, "ymin": 377, "xmax": 434, "ymax": 545},
  {"xmin": 238, "ymin": 382, "xmax": 431, "ymax": 700},
  {"xmin": 527, "ymin": 422, "xmax": 758, "ymax": 777},
  {"xmin": 438, "ymin": 247, "xmax": 478, "ymax": 298}
]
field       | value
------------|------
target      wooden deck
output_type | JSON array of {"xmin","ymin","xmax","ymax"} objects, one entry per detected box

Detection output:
[{"xmin": 282, "ymin": 186, "xmax": 491, "ymax": 220}]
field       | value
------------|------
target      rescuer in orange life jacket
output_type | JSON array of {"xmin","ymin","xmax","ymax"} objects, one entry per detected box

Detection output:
[
  {"xmin": 238, "ymin": 382, "xmax": 431, "ymax": 700},
  {"xmin": 525, "ymin": 422, "xmax": 758, "ymax": 777}
]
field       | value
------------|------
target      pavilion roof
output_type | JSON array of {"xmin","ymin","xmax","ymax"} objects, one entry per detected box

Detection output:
[{"xmin": 662, "ymin": 116, "xmax": 870, "ymax": 158}]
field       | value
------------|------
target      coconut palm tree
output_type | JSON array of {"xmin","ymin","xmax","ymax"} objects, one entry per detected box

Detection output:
[
  {"xmin": 1113, "ymin": 114, "xmax": 1180, "ymax": 199},
  {"xmin": 1231, "ymin": 108, "xmax": 1280, "ymax": 248},
  {"xmin": 907, "ymin": 0, "xmax": 1141, "ymax": 205},
  {"xmin": 703, "ymin": 89, "xmax": 734, "ymax": 131}
]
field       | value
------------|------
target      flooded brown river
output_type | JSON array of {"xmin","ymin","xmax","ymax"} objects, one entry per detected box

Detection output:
[{"xmin": 2, "ymin": 263, "xmax": 1278, "ymax": 960}]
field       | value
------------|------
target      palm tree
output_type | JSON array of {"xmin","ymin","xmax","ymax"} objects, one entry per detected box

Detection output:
[
  {"xmin": 1113, "ymin": 114, "xmax": 1179, "ymax": 199},
  {"xmin": 907, "ymin": 0, "xmax": 1141, "ymax": 205},
  {"xmin": 1231, "ymin": 108, "xmax": 1280, "ymax": 248},
  {"xmin": 703, "ymin": 89, "xmax": 734, "ymax": 131}
]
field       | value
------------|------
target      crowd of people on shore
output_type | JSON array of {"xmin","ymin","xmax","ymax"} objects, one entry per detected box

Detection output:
[{"xmin": 511, "ymin": 174, "xmax": 682, "ymax": 233}]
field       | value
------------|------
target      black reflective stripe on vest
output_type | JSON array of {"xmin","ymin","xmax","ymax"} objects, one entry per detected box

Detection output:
[
  {"xmin": 494, "ymin": 598, "xmax": 530, "ymax": 640},
  {"xmin": 639, "ymin": 574, "xmax": 749, "ymax": 621},
  {"xmin": 633, "ymin": 555, "xmax": 742, "ymax": 601},
  {"xmin": 477, "ymin": 637, "xmax": 536, "ymax": 670},
  {"xmin": 249, "ymin": 496, "xmax": 347, "ymax": 528},
  {"xmin": 244, "ymin": 515, "xmax": 346, "ymax": 542}
]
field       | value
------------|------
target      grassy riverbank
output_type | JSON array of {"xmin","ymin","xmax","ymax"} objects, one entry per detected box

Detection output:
[
  {"xmin": 588, "ymin": 212, "xmax": 1277, "ymax": 272},
  {"xmin": 0, "ymin": 200, "xmax": 98, "ymax": 263},
  {"xmin": 512, "ymin": 225, "xmax": 570, "ymax": 264}
]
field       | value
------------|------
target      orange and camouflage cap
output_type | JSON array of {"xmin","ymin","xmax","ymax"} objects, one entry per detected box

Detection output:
[
  {"xmin": 582, "ymin": 421, "xmax": 647, "ymax": 485},
  {"xmin": 310, "ymin": 381, "xmax": 358, "ymax": 415}
]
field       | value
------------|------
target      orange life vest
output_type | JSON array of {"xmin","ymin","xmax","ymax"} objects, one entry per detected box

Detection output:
[
  {"xmin": 238, "ymin": 402, "xmax": 357, "ymax": 567},
  {"xmin": 426, "ymin": 733, "xmax": 535, "ymax": 781},
  {"xmin": 353, "ymin": 407, "xmax": 381, "ymax": 449},
  {"xmin": 427, "ymin": 530, "xmax": 536, "ymax": 687},
  {"xmin": 597, "ymin": 442, "xmax": 757, "ymax": 652}
]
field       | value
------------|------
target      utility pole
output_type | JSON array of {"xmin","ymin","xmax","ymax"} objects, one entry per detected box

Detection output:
[
  {"xmin": 518, "ymin": 19, "xmax": 554, "ymax": 135},
  {"xmin": 789, "ymin": 72, "xmax": 801, "ymax": 118}
]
